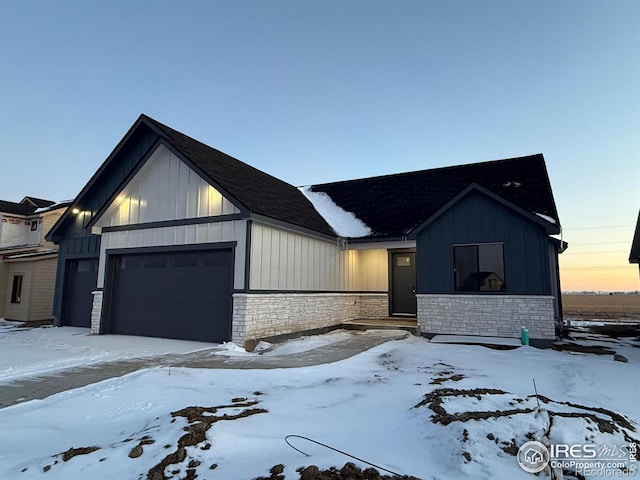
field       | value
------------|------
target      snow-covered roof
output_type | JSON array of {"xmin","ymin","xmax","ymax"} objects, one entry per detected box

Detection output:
[
  {"xmin": 534, "ymin": 212, "xmax": 557, "ymax": 225},
  {"xmin": 299, "ymin": 186, "xmax": 372, "ymax": 238}
]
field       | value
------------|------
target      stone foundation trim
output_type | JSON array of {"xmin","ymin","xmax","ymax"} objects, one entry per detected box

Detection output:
[
  {"xmin": 90, "ymin": 290, "xmax": 103, "ymax": 334},
  {"xmin": 232, "ymin": 292, "xmax": 389, "ymax": 344},
  {"xmin": 417, "ymin": 294, "xmax": 556, "ymax": 341}
]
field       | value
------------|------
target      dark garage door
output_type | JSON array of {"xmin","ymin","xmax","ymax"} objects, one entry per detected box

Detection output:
[
  {"xmin": 62, "ymin": 258, "xmax": 98, "ymax": 327},
  {"xmin": 108, "ymin": 249, "xmax": 233, "ymax": 343}
]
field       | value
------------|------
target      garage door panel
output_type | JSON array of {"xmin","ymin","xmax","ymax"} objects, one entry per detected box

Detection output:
[{"xmin": 108, "ymin": 249, "xmax": 232, "ymax": 343}]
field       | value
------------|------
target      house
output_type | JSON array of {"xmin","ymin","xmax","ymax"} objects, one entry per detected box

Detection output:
[
  {"xmin": 630, "ymin": 209, "xmax": 640, "ymax": 277},
  {"xmin": 46, "ymin": 114, "xmax": 565, "ymax": 348},
  {"xmin": 0, "ymin": 197, "xmax": 71, "ymax": 323}
]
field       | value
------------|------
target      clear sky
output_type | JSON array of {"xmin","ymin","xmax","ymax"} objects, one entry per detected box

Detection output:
[{"xmin": 1, "ymin": 0, "xmax": 638, "ymax": 291}]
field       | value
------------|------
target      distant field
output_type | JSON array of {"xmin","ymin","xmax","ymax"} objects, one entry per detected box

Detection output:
[{"xmin": 562, "ymin": 294, "xmax": 640, "ymax": 320}]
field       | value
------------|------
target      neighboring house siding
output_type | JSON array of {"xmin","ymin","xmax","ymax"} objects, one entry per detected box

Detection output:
[
  {"xmin": 3, "ymin": 263, "xmax": 33, "ymax": 320},
  {"xmin": 39, "ymin": 212, "xmax": 60, "ymax": 249},
  {"xmin": 416, "ymin": 190, "xmax": 551, "ymax": 295},
  {"xmin": 0, "ymin": 215, "xmax": 39, "ymax": 248},
  {"xmin": 25, "ymin": 258, "xmax": 57, "ymax": 321},
  {"xmin": 0, "ymin": 261, "xmax": 8, "ymax": 317}
]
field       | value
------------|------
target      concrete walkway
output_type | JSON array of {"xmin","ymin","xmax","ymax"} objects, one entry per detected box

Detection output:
[{"xmin": 0, "ymin": 329, "xmax": 408, "ymax": 409}]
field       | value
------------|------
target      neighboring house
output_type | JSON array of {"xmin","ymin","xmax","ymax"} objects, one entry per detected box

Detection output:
[
  {"xmin": 46, "ymin": 114, "xmax": 566, "ymax": 348},
  {"xmin": 630, "ymin": 209, "xmax": 640, "ymax": 277},
  {"xmin": 0, "ymin": 197, "xmax": 71, "ymax": 322}
]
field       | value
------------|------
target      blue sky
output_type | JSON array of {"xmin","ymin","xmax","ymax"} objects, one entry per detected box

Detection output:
[{"xmin": 1, "ymin": 0, "xmax": 638, "ymax": 290}]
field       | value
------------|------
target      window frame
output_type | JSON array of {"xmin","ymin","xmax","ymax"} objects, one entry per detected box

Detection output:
[
  {"xmin": 453, "ymin": 242, "xmax": 506, "ymax": 293},
  {"xmin": 11, "ymin": 274, "xmax": 24, "ymax": 304}
]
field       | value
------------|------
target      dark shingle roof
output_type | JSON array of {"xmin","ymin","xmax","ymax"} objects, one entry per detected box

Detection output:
[
  {"xmin": 21, "ymin": 196, "xmax": 55, "ymax": 208},
  {"xmin": 0, "ymin": 200, "xmax": 37, "ymax": 215},
  {"xmin": 310, "ymin": 154, "xmax": 560, "ymax": 239},
  {"xmin": 142, "ymin": 115, "xmax": 334, "ymax": 236}
]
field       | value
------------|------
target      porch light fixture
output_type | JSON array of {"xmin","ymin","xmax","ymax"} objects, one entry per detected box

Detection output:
[{"xmin": 72, "ymin": 208, "xmax": 80, "ymax": 215}]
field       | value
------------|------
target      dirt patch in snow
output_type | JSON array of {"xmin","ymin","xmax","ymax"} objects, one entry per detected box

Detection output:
[
  {"xmin": 147, "ymin": 400, "xmax": 268, "ymax": 480},
  {"xmin": 429, "ymin": 373, "xmax": 465, "ymax": 385},
  {"xmin": 254, "ymin": 462, "xmax": 420, "ymax": 479},
  {"xmin": 61, "ymin": 445, "xmax": 101, "ymax": 461},
  {"xmin": 585, "ymin": 323, "xmax": 640, "ymax": 339},
  {"xmin": 414, "ymin": 386, "xmax": 640, "ymax": 465}
]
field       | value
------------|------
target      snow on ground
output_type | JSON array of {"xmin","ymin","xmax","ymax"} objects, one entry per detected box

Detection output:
[
  {"xmin": 0, "ymin": 319, "xmax": 219, "ymax": 383},
  {"xmin": 212, "ymin": 330, "xmax": 355, "ymax": 357},
  {"xmin": 0, "ymin": 324, "xmax": 638, "ymax": 480}
]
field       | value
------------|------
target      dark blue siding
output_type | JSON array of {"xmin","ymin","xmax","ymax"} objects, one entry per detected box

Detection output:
[
  {"xmin": 52, "ymin": 127, "xmax": 159, "ymax": 323},
  {"xmin": 416, "ymin": 190, "xmax": 552, "ymax": 295}
]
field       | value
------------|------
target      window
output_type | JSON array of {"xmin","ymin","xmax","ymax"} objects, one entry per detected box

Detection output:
[
  {"xmin": 76, "ymin": 259, "xmax": 95, "ymax": 272},
  {"xmin": 117, "ymin": 256, "xmax": 142, "ymax": 270},
  {"xmin": 143, "ymin": 254, "xmax": 169, "ymax": 268},
  {"xmin": 11, "ymin": 275, "xmax": 23, "ymax": 304},
  {"xmin": 454, "ymin": 244, "xmax": 505, "ymax": 292},
  {"xmin": 173, "ymin": 253, "xmax": 199, "ymax": 268},
  {"xmin": 396, "ymin": 255, "xmax": 412, "ymax": 267}
]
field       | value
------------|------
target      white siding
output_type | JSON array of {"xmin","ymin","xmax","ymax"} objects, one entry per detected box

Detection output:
[
  {"xmin": 98, "ymin": 220, "xmax": 247, "ymax": 290},
  {"xmin": 0, "ymin": 215, "xmax": 39, "ymax": 248},
  {"xmin": 94, "ymin": 145, "xmax": 239, "ymax": 228},
  {"xmin": 249, "ymin": 223, "xmax": 389, "ymax": 292},
  {"xmin": 346, "ymin": 249, "xmax": 389, "ymax": 291}
]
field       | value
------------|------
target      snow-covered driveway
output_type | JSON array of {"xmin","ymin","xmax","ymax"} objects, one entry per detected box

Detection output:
[{"xmin": 0, "ymin": 319, "xmax": 218, "ymax": 383}]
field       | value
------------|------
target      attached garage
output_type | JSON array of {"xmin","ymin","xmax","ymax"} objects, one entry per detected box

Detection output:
[
  {"xmin": 61, "ymin": 258, "xmax": 98, "ymax": 327},
  {"xmin": 104, "ymin": 247, "xmax": 233, "ymax": 343}
]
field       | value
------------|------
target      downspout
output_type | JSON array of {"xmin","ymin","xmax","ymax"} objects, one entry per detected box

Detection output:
[{"xmin": 556, "ymin": 225, "xmax": 565, "ymax": 332}]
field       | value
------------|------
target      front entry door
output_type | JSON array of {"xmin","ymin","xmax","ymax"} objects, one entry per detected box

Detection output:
[{"xmin": 390, "ymin": 252, "xmax": 417, "ymax": 316}]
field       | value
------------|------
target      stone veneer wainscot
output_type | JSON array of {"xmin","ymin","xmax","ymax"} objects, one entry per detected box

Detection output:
[
  {"xmin": 232, "ymin": 293, "xmax": 388, "ymax": 345},
  {"xmin": 91, "ymin": 290, "xmax": 103, "ymax": 333},
  {"xmin": 417, "ymin": 294, "xmax": 556, "ymax": 346}
]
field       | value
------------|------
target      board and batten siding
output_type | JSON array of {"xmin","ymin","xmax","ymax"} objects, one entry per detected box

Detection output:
[
  {"xmin": 95, "ymin": 145, "xmax": 239, "ymax": 228},
  {"xmin": 416, "ymin": 189, "xmax": 552, "ymax": 295},
  {"xmin": 249, "ymin": 222, "xmax": 388, "ymax": 291},
  {"xmin": 99, "ymin": 220, "xmax": 247, "ymax": 290},
  {"xmin": 52, "ymin": 125, "xmax": 159, "ymax": 322},
  {"xmin": 93, "ymin": 142, "xmax": 248, "ymax": 290}
]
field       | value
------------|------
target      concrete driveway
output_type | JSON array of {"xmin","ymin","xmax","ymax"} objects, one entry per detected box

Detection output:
[{"xmin": 0, "ymin": 329, "xmax": 408, "ymax": 408}]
